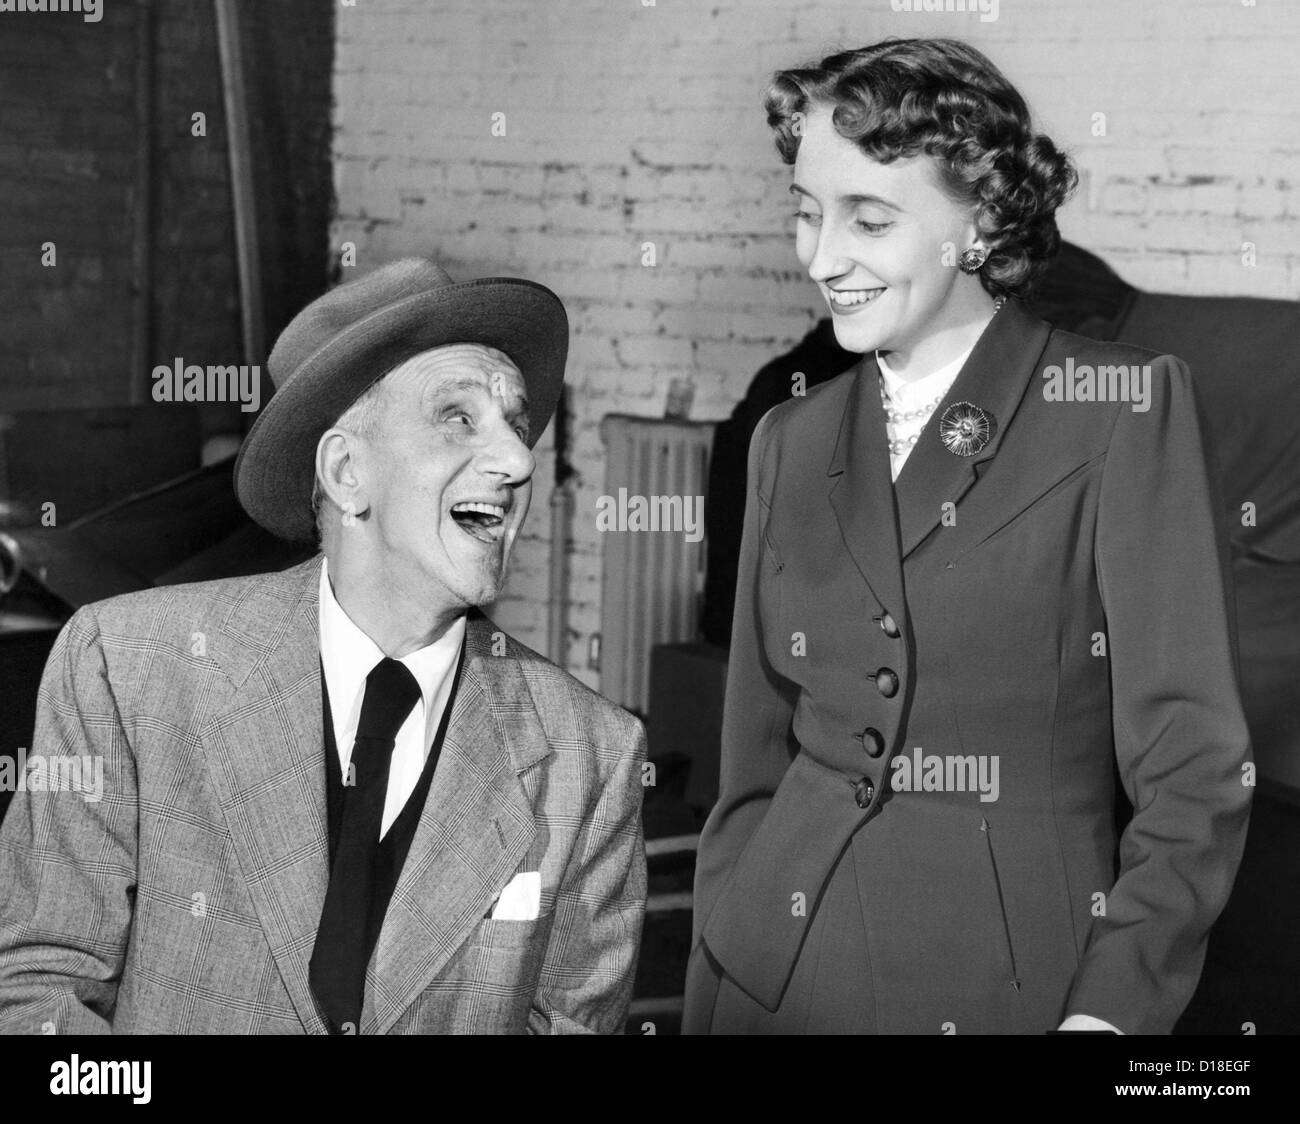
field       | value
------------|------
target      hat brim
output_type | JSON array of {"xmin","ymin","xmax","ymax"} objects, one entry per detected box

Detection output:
[{"xmin": 235, "ymin": 276, "xmax": 568, "ymax": 543}]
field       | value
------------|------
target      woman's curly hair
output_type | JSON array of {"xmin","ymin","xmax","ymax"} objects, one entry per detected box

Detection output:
[{"xmin": 765, "ymin": 38, "xmax": 1077, "ymax": 298}]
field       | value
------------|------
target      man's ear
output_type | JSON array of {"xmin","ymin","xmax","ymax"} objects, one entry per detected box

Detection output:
[{"xmin": 316, "ymin": 428, "xmax": 369, "ymax": 524}]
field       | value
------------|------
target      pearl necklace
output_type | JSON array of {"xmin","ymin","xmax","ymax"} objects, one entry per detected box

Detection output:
[
  {"xmin": 878, "ymin": 296, "xmax": 1005, "ymax": 455},
  {"xmin": 879, "ymin": 384, "xmax": 943, "ymax": 454}
]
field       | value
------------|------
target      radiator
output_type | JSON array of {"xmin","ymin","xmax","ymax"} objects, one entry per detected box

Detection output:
[{"xmin": 598, "ymin": 415, "xmax": 715, "ymax": 714}]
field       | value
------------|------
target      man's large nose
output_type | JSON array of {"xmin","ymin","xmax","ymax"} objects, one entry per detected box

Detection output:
[{"xmin": 482, "ymin": 421, "xmax": 536, "ymax": 484}]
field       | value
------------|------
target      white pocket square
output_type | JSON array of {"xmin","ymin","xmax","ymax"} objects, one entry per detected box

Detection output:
[{"xmin": 489, "ymin": 871, "xmax": 541, "ymax": 921}]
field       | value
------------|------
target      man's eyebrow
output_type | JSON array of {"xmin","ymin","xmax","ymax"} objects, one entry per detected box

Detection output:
[
  {"xmin": 788, "ymin": 182, "xmax": 903, "ymax": 212},
  {"xmin": 427, "ymin": 376, "xmax": 529, "ymax": 415},
  {"xmin": 430, "ymin": 377, "xmax": 490, "ymax": 398}
]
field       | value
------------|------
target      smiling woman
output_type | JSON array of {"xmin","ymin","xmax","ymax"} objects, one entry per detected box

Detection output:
[
  {"xmin": 773, "ymin": 38, "xmax": 1075, "ymax": 379},
  {"xmin": 684, "ymin": 38, "xmax": 1253, "ymax": 1036}
]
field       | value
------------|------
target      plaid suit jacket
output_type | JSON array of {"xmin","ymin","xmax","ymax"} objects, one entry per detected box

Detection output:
[{"xmin": 0, "ymin": 556, "xmax": 646, "ymax": 1034}]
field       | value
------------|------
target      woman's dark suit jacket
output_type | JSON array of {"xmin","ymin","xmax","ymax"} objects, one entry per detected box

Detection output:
[{"xmin": 683, "ymin": 298, "xmax": 1252, "ymax": 1034}]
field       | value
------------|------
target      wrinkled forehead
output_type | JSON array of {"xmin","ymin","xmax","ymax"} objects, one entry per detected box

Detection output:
[{"xmin": 382, "ymin": 342, "xmax": 528, "ymax": 404}]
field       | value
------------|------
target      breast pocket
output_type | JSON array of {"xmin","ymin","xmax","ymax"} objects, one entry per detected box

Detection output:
[
  {"xmin": 956, "ymin": 455, "xmax": 1103, "ymax": 562},
  {"xmin": 468, "ymin": 909, "xmax": 557, "ymax": 954}
]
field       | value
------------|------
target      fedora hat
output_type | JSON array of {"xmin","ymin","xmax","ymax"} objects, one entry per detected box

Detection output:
[{"xmin": 234, "ymin": 257, "xmax": 568, "ymax": 543}]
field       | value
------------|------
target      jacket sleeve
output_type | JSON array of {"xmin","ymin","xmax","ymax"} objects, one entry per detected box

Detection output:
[
  {"xmin": 683, "ymin": 408, "xmax": 801, "ymax": 1027},
  {"xmin": 528, "ymin": 709, "xmax": 647, "ymax": 1035},
  {"xmin": 1067, "ymin": 355, "xmax": 1253, "ymax": 1033},
  {"xmin": 0, "ymin": 606, "xmax": 137, "ymax": 1034}
]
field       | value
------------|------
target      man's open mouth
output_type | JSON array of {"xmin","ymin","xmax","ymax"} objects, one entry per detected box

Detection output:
[{"xmin": 450, "ymin": 501, "xmax": 508, "ymax": 543}]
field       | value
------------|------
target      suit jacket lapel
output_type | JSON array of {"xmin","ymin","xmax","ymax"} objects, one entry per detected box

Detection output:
[
  {"xmin": 197, "ymin": 555, "xmax": 331, "ymax": 1034},
  {"xmin": 827, "ymin": 355, "xmax": 907, "ymax": 617},
  {"xmin": 893, "ymin": 299, "xmax": 1053, "ymax": 560},
  {"xmin": 364, "ymin": 613, "xmax": 551, "ymax": 1035}
]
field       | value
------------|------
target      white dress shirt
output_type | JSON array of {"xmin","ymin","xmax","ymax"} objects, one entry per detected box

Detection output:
[
  {"xmin": 318, "ymin": 558, "xmax": 466, "ymax": 838},
  {"xmin": 876, "ymin": 342, "xmax": 976, "ymax": 481}
]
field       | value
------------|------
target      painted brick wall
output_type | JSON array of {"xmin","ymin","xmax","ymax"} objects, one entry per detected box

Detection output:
[
  {"xmin": 0, "ymin": 0, "xmax": 334, "ymax": 430},
  {"xmin": 0, "ymin": 8, "xmax": 140, "ymax": 407},
  {"xmin": 332, "ymin": 0, "xmax": 1300, "ymax": 691}
]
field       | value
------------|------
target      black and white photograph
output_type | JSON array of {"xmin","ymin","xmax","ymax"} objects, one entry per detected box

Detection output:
[{"xmin": 0, "ymin": 0, "xmax": 1295, "ymax": 1100}]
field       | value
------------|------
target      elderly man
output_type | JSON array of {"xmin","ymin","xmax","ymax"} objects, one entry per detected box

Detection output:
[{"xmin": 0, "ymin": 259, "xmax": 647, "ymax": 1034}]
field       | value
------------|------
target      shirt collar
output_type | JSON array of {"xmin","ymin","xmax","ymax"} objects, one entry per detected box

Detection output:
[
  {"xmin": 317, "ymin": 556, "xmax": 466, "ymax": 722},
  {"xmin": 876, "ymin": 339, "xmax": 977, "ymax": 404}
]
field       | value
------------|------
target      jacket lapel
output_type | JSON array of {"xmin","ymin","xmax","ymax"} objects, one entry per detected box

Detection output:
[
  {"xmin": 197, "ymin": 555, "xmax": 331, "ymax": 1034},
  {"xmin": 893, "ymin": 299, "xmax": 1052, "ymax": 560},
  {"xmin": 827, "ymin": 355, "xmax": 907, "ymax": 617},
  {"xmin": 363, "ymin": 613, "xmax": 551, "ymax": 1034}
]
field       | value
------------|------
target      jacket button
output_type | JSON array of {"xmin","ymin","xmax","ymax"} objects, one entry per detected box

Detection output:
[
  {"xmin": 854, "ymin": 778, "xmax": 875, "ymax": 808},
  {"xmin": 871, "ymin": 667, "xmax": 899, "ymax": 698},
  {"xmin": 860, "ymin": 727, "xmax": 885, "ymax": 758},
  {"xmin": 875, "ymin": 612, "xmax": 900, "ymax": 638}
]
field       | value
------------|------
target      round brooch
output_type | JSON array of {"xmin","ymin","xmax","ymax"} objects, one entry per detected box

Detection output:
[{"xmin": 938, "ymin": 402, "xmax": 995, "ymax": 457}]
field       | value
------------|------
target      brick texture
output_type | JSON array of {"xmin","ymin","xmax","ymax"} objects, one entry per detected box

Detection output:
[{"xmin": 1, "ymin": 0, "xmax": 333, "ymax": 436}]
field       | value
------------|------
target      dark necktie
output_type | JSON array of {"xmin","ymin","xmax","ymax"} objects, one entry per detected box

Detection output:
[{"xmin": 310, "ymin": 656, "xmax": 421, "ymax": 1034}]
